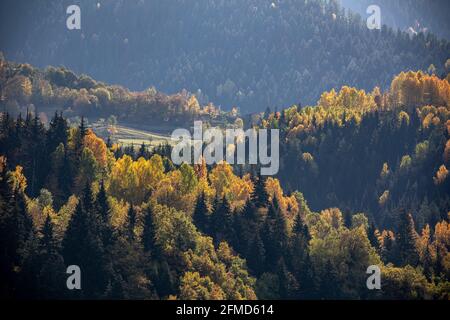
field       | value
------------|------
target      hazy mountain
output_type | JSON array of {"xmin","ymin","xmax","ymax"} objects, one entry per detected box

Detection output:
[{"xmin": 1, "ymin": 0, "xmax": 448, "ymax": 113}]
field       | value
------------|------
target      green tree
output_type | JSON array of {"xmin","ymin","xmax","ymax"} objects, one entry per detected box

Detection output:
[
  {"xmin": 192, "ymin": 192, "xmax": 209, "ymax": 235},
  {"xmin": 396, "ymin": 211, "xmax": 419, "ymax": 267}
]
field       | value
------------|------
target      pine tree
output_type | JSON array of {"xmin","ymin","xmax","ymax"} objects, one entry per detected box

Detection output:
[
  {"xmin": 62, "ymin": 187, "xmax": 108, "ymax": 298},
  {"xmin": 252, "ymin": 172, "xmax": 269, "ymax": 208},
  {"xmin": 192, "ymin": 192, "xmax": 209, "ymax": 234},
  {"xmin": 246, "ymin": 233, "xmax": 266, "ymax": 276},
  {"xmin": 58, "ymin": 147, "xmax": 73, "ymax": 203},
  {"xmin": 318, "ymin": 260, "xmax": 341, "ymax": 299},
  {"xmin": 262, "ymin": 197, "xmax": 288, "ymax": 269},
  {"xmin": 211, "ymin": 196, "xmax": 235, "ymax": 245},
  {"xmin": 47, "ymin": 111, "xmax": 68, "ymax": 153},
  {"xmin": 96, "ymin": 180, "xmax": 109, "ymax": 223},
  {"xmin": 27, "ymin": 114, "xmax": 47, "ymax": 196},
  {"xmin": 95, "ymin": 180, "xmax": 115, "ymax": 248},
  {"xmin": 277, "ymin": 257, "xmax": 298, "ymax": 299},
  {"xmin": 37, "ymin": 215, "xmax": 66, "ymax": 298},
  {"xmin": 289, "ymin": 213, "xmax": 310, "ymax": 271},
  {"xmin": 142, "ymin": 205, "xmax": 157, "ymax": 254},
  {"xmin": 0, "ymin": 161, "xmax": 37, "ymax": 298},
  {"xmin": 289, "ymin": 213, "xmax": 314, "ymax": 298},
  {"xmin": 237, "ymin": 198, "xmax": 261, "ymax": 255},
  {"xmin": 396, "ymin": 211, "xmax": 419, "ymax": 266},
  {"xmin": 138, "ymin": 142, "xmax": 148, "ymax": 159}
]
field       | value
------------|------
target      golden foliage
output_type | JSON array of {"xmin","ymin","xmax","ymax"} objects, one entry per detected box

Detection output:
[
  {"xmin": 265, "ymin": 177, "xmax": 298, "ymax": 218},
  {"xmin": 108, "ymin": 154, "xmax": 165, "ymax": 205},
  {"xmin": 318, "ymin": 86, "xmax": 376, "ymax": 110},
  {"xmin": 8, "ymin": 165, "xmax": 27, "ymax": 192},
  {"xmin": 390, "ymin": 71, "xmax": 450, "ymax": 107},
  {"xmin": 433, "ymin": 165, "xmax": 449, "ymax": 185},
  {"xmin": 84, "ymin": 129, "xmax": 108, "ymax": 167},
  {"xmin": 208, "ymin": 162, "xmax": 252, "ymax": 209}
]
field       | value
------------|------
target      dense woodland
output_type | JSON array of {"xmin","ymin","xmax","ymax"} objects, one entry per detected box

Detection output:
[
  {"xmin": 267, "ymin": 70, "xmax": 450, "ymax": 231},
  {"xmin": 1, "ymin": 67, "xmax": 450, "ymax": 299},
  {"xmin": 1, "ymin": 0, "xmax": 450, "ymax": 301},
  {"xmin": 1, "ymin": 0, "xmax": 449, "ymax": 112}
]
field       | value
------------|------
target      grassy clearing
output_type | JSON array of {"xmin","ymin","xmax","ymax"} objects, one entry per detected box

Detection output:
[{"xmin": 93, "ymin": 124, "xmax": 176, "ymax": 148}]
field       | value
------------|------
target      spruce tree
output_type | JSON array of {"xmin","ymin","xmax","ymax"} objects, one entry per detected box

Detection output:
[
  {"xmin": 289, "ymin": 213, "xmax": 314, "ymax": 298},
  {"xmin": 396, "ymin": 211, "xmax": 419, "ymax": 266},
  {"xmin": 237, "ymin": 198, "xmax": 260, "ymax": 255},
  {"xmin": 192, "ymin": 192, "xmax": 209, "ymax": 234},
  {"xmin": 318, "ymin": 260, "xmax": 341, "ymax": 299},
  {"xmin": 138, "ymin": 142, "xmax": 148, "ymax": 159},
  {"xmin": 211, "ymin": 195, "xmax": 234, "ymax": 245},
  {"xmin": 252, "ymin": 173, "xmax": 269, "ymax": 208},
  {"xmin": 62, "ymin": 187, "xmax": 108, "ymax": 298},
  {"xmin": 47, "ymin": 111, "xmax": 68, "ymax": 153},
  {"xmin": 37, "ymin": 215, "xmax": 66, "ymax": 298},
  {"xmin": 95, "ymin": 180, "xmax": 115, "ymax": 248},
  {"xmin": 277, "ymin": 257, "xmax": 298, "ymax": 299},
  {"xmin": 246, "ymin": 233, "xmax": 266, "ymax": 276},
  {"xmin": 96, "ymin": 181, "xmax": 109, "ymax": 221},
  {"xmin": 142, "ymin": 205, "xmax": 157, "ymax": 254},
  {"xmin": 262, "ymin": 197, "xmax": 288, "ymax": 269}
]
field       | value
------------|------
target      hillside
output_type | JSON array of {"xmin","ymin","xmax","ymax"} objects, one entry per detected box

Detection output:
[
  {"xmin": 0, "ymin": 56, "xmax": 225, "ymax": 126},
  {"xmin": 264, "ymin": 71, "xmax": 450, "ymax": 231},
  {"xmin": 339, "ymin": 0, "xmax": 450, "ymax": 39},
  {"xmin": 1, "ymin": 68, "xmax": 450, "ymax": 299},
  {"xmin": 0, "ymin": 0, "xmax": 448, "ymax": 113}
]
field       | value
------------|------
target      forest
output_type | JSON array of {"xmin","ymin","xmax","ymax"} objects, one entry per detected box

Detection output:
[
  {"xmin": 1, "ymin": 64, "xmax": 449, "ymax": 299},
  {"xmin": 1, "ymin": 0, "xmax": 450, "ymax": 302},
  {"xmin": 0, "ymin": 55, "xmax": 223, "ymax": 126},
  {"xmin": 1, "ymin": 0, "xmax": 449, "ymax": 113}
]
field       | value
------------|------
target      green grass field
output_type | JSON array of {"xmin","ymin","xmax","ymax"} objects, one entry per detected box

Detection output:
[{"xmin": 92, "ymin": 124, "xmax": 177, "ymax": 148}]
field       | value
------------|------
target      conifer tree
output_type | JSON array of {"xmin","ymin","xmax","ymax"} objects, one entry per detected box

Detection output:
[
  {"xmin": 192, "ymin": 191, "xmax": 209, "ymax": 234},
  {"xmin": 211, "ymin": 195, "xmax": 234, "ymax": 245},
  {"xmin": 237, "ymin": 198, "xmax": 260, "ymax": 255},
  {"xmin": 318, "ymin": 260, "xmax": 341, "ymax": 299},
  {"xmin": 37, "ymin": 215, "xmax": 66, "ymax": 298},
  {"xmin": 62, "ymin": 186, "xmax": 108, "ymax": 298},
  {"xmin": 252, "ymin": 173, "xmax": 269, "ymax": 208},
  {"xmin": 47, "ymin": 111, "xmax": 68, "ymax": 153},
  {"xmin": 138, "ymin": 142, "xmax": 148, "ymax": 159},
  {"xmin": 95, "ymin": 180, "xmax": 115, "ymax": 248},
  {"xmin": 397, "ymin": 211, "xmax": 419, "ymax": 266},
  {"xmin": 246, "ymin": 233, "xmax": 266, "ymax": 276},
  {"xmin": 262, "ymin": 197, "xmax": 288, "ymax": 269},
  {"xmin": 142, "ymin": 205, "xmax": 157, "ymax": 254},
  {"xmin": 277, "ymin": 257, "xmax": 298, "ymax": 299}
]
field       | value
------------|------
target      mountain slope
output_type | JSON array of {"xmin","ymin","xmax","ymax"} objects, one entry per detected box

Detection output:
[{"xmin": 0, "ymin": 0, "xmax": 448, "ymax": 113}]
